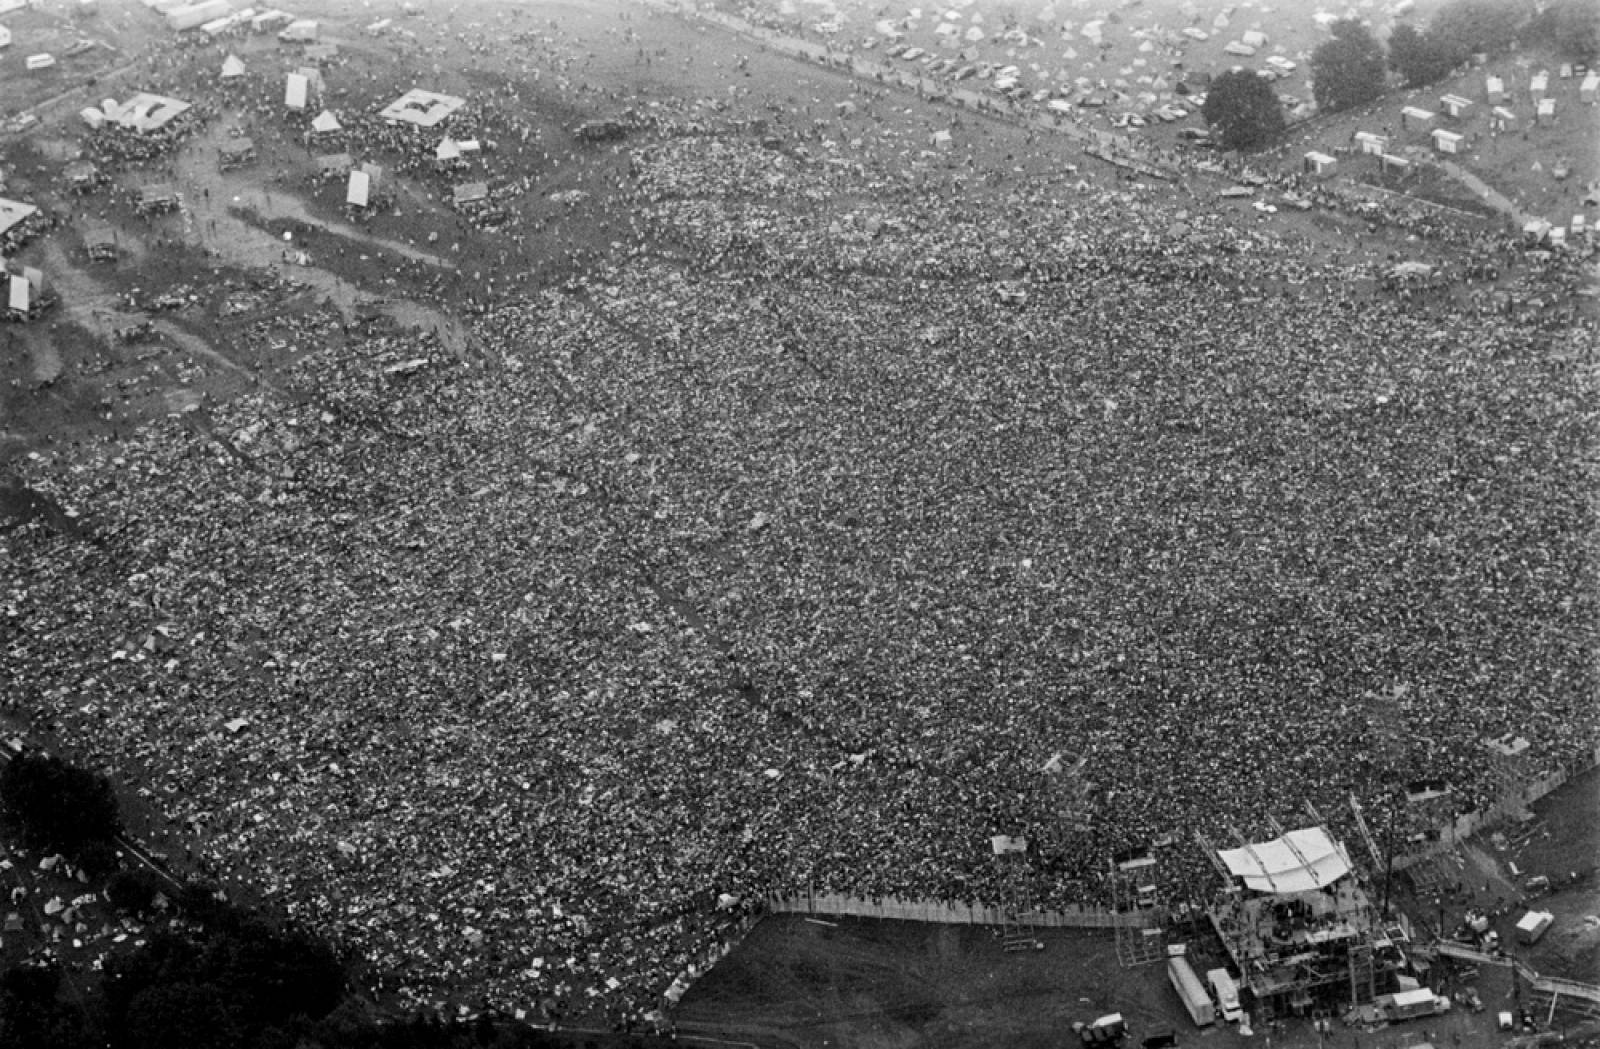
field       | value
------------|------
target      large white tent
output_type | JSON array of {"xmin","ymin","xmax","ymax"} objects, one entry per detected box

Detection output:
[{"xmin": 1216, "ymin": 827, "xmax": 1352, "ymax": 894}]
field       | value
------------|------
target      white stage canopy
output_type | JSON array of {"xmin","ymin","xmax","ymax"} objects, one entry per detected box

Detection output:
[{"xmin": 1217, "ymin": 827, "xmax": 1352, "ymax": 893}]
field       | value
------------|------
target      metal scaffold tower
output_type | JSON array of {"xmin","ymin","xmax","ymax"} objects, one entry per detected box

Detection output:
[
  {"xmin": 992, "ymin": 835, "xmax": 1043, "ymax": 953},
  {"xmin": 1111, "ymin": 855, "xmax": 1167, "ymax": 967}
]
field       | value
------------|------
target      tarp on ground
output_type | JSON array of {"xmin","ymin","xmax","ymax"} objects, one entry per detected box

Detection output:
[
  {"xmin": 1216, "ymin": 827, "xmax": 1352, "ymax": 893},
  {"xmin": 379, "ymin": 88, "xmax": 466, "ymax": 127}
]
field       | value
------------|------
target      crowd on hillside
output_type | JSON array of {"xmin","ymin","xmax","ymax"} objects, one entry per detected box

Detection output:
[
  {"xmin": 5, "ymin": 3, "xmax": 1600, "ymax": 1033},
  {"xmin": 8, "ymin": 109, "xmax": 1597, "ymax": 1028}
]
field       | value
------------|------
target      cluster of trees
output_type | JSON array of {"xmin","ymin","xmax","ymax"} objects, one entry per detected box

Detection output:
[
  {"xmin": 1205, "ymin": 0, "xmax": 1593, "ymax": 147},
  {"xmin": 0, "ymin": 751, "xmax": 123, "ymax": 876},
  {"xmin": 0, "ymin": 750, "xmax": 669, "ymax": 1049}
]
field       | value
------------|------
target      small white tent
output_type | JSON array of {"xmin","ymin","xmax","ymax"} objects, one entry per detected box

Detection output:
[
  {"xmin": 310, "ymin": 110, "xmax": 342, "ymax": 134},
  {"xmin": 221, "ymin": 53, "xmax": 245, "ymax": 79},
  {"xmin": 346, "ymin": 169, "xmax": 370, "ymax": 207}
]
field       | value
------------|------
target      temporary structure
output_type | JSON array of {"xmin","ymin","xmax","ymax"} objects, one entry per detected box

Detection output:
[
  {"xmin": 1303, "ymin": 151, "xmax": 1336, "ymax": 176},
  {"xmin": 1485, "ymin": 76, "xmax": 1505, "ymax": 104},
  {"xmin": 135, "ymin": 183, "xmax": 179, "ymax": 214},
  {"xmin": 1400, "ymin": 105, "xmax": 1434, "ymax": 128},
  {"xmin": 309, "ymin": 109, "xmax": 342, "ymax": 135},
  {"xmin": 314, "ymin": 152, "xmax": 353, "ymax": 178},
  {"xmin": 220, "ymin": 53, "xmax": 245, "ymax": 78},
  {"xmin": 284, "ymin": 72, "xmax": 308, "ymax": 109},
  {"xmin": 346, "ymin": 169, "xmax": 370, "ymax": 207},
  {"xmin": 103, "ymin": 92, "xmax": 191, "ymax": 132},
  {"xmin": 1431, "ymin": 128, "xmax": 1464, "ymax": 153},
  {"xmin": 218, "ymin": 136, "xmax": 255, "ymax": 168},
  {"xmin": 277, "ymin": 18, "xmax": 317, "ymax": 41},
  {"xmin": 1354, "ymin": 131, "xmax": 1388, "ymax": 155},
  {"xmin": 378, "ymin": 88, "xmax": 466, "ymax": 127},
  {"xmin": 1515, "ymin": 912, "xmax": 1553, "ymax": 945},
  {"xmin": 1439, "ymin": 94, "xmax": 1472, "ymax": 118},
  {"xmin": 452, "ymin": 182, "xmax": 489, "ymax": 208}
]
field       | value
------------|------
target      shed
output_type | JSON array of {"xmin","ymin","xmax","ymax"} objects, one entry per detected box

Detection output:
[
  {"xmin": 1582, "ymin": 72, "xmax": 1599, "ymax": 103},
  {"xmin": 1354, "ymin": 131, "xmax": 1388, "ymax": 155},
  {"xmin": 1400, "ymin": 106, "xmax": 1434, "ymax": 128},
  {"xmin": 1485, "ymin": 76, "xmax": 1504, "ymax": 104},
  {"xmin": 1516, "ymin": 911, "xmax": 1553, "ymax": 945},
  {"xmin": 1379, "ymin": 153, "xmax": 1411, "ymax": 173},
  {"xmin": 1303, "ymin": 151, "xmax": 1337, "ymax": 176},
  {"xmin": 1536, "ymin": 97, "xmax": 1555, "ymax": 122},
  {"xmin": 1440, "ymin": 94, "xmax": 1472, "ymax": 118},
  {"xmin": 1530, "ymin": 72, "xmax": 1548, "ymax": 97},
  {"xmin": 1431, "ymin": 128, "xmax": 1464, "ymax": 153}
]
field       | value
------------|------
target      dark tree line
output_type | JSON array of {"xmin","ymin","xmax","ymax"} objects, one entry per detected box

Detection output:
[{"xmin": 0, "ymin": 751, "xmax": 673, "ymax": 1049}]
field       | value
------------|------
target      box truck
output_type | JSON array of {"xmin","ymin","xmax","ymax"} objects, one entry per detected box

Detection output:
[{"xmin": 1206, "ymin": 969, "xmax": 1243, "ymax": 1023}]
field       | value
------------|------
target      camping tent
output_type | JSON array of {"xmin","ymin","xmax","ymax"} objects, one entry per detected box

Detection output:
[
  {"xmin": 310, "ymin": 109, "xmax": 342, "ymax": 135},
  {"xmin": 220, "ymin": 53, "xmax": 245, "ymax": 78}
]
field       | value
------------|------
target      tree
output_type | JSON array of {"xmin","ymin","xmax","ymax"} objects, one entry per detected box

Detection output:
[
  {"xmin": 123, "ymin": 983, "xmax": 240, "ymax": 1049},
  {"xmin": 0, "ymin": 752, "xmax": 122, "ymax": 861},
  {"xmin": 1200, "ymin": 70, "xmax": 1286, "ymax": 151},
  {"xmin": 1522, "ymin": 0, "xmax": 1600, "ymax": 63},
  {"xmin": 1311, "ymin": 19, "xmax": 1389, "ymax": 114},
  {"xmin": 1387, "ymin": 24, "xmax": 1455, "ymax": 88},
  {"xmin": 1427, "ymin": 0, "xmax": 1532, "ymax": 64}
]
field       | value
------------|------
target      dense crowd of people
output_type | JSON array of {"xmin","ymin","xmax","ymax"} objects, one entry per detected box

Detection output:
[{"xmin": 3, "ymin": 0, "xmax": 1598, "ymax": 1036}]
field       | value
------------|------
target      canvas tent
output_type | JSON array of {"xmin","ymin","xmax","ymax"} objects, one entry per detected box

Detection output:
[
  {"xmin": 220, "ymin": 53, "xmax": 245, "ymax": 78},
  {"xmin": 219, "ymin": 136, "xmax": 255, "ymax": 168},
  {"xmin": 284, "ymin": 72, "xmax": 308, "ymax": 109},
  {"xmin": 83, "ymin": 222, "xmax": 117, "ymax": 260},
  {"xmin": 102, "ymin": 92, "xmax": 191, "ymax": 133},
  {"xmin": 314, "ymin": 152, "xmax": 353, "ymax": 178},
  {"xmin": 452, "ymin": 182, "xmax": 489, "ymax": 208},
  {"xmin": 378, "ymin": 88, "xmax": 466, "ymax": 128},
  {"xmin": 435, "ymin": 137, "xmax": 461, "ymax": 164},
  {"xmin": 1216, "ymin": 827, "xmax": 1352, "ymax": 893},
  {"xmin": 0, "ymin": 198, "xmax": 40, "ymax": 240},
  {"xmin": 136, "ymin": 183, "xmax": 179, "ymax": 214},
  {"xmin": 309, "ymin": 109, "xmax": 342, "ymax": 135},
  {"xmin": 346, "ymin": 169, "xmax": 370, "ymax": 207}
]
